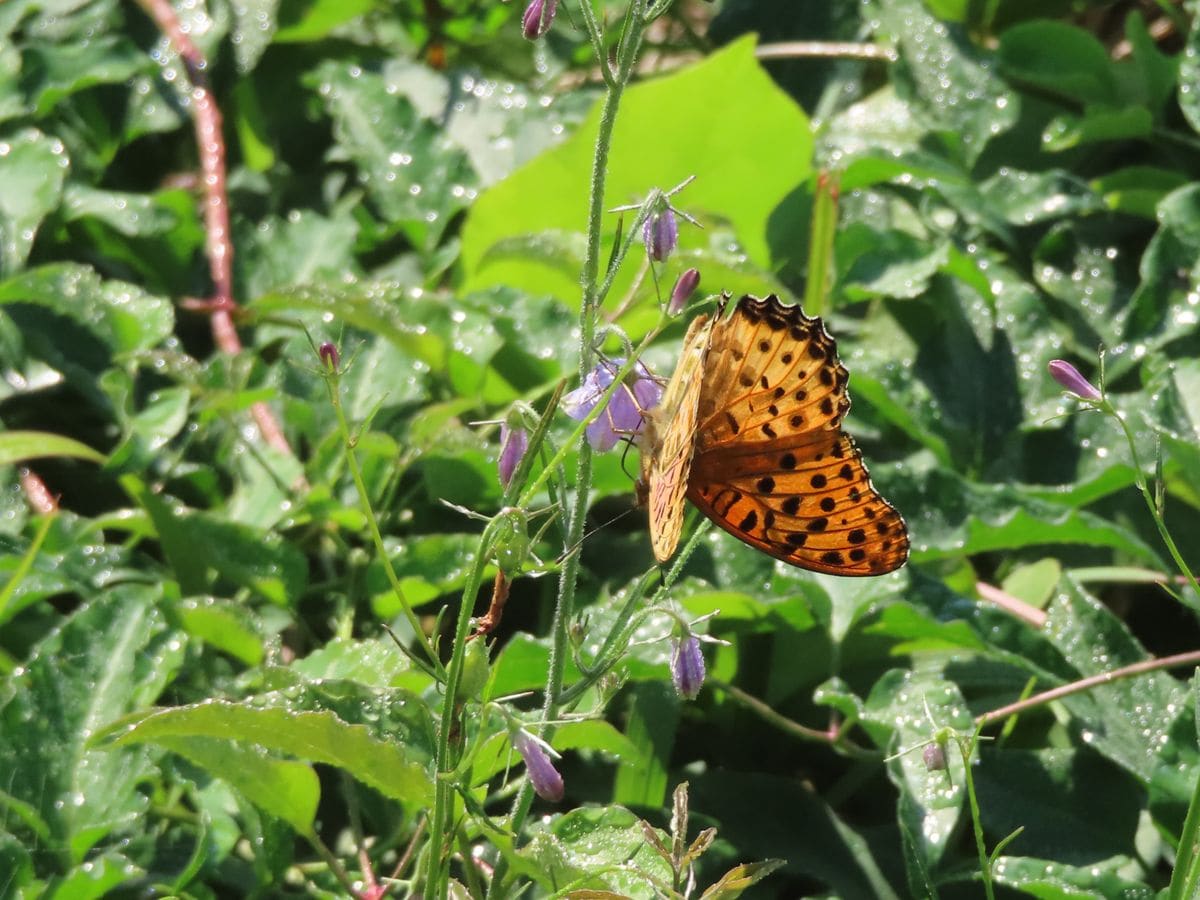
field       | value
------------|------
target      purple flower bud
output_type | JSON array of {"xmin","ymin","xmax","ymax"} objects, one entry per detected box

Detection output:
[
  {"xmin": 671, "ymin": 634, "xmax": 706, "ymax": 700},
  {"xmin": 512, "ymin": 730, "xmax": 564, "ymax": 802},
  {"xmin": 498, "ymin": 422, "xmax": 528, "ymax": 489},
  {"xmin": 1048, "ymin": 359, "xmax": 1101, "ymax": 400},
  {"xmin": 562, "ymin": 359, "xmax": 663, "ymax": 452},
  {"xmin": 923, "ymin": 742, "xmax": 947, "ymax": 772},
  {"xmin": 521, "ymin": 0, "xmax": 557, "ymax": 39},
  {"xmin": 668, "ymin": 268, "xmax": 700, "ymax": 315},
  {"xmin": 318, "ymin": 342, "xmax": 340, "ymax": 372},
  {"xmin": 643, "ymin": 208, "xmax": 678, "ymax": 262}
]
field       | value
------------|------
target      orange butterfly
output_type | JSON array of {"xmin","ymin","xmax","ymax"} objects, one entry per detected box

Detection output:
[{"xmin": 638, "ymin": 294, "xmax": 909, "ymax": 576}]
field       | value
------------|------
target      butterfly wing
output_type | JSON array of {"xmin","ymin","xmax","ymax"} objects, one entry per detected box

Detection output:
[
  {"xmin": 686, "ymin": 294, "xmax": 909, "ymax": 575},
  {"xmin": 639, "ymin": 312, "xmax": 714, "ymax": 563}
]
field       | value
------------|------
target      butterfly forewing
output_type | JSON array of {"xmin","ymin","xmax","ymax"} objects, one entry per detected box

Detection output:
[
  {"xmin": 639, "ymin": 313, "xmax": 714, "ymax": 563},
  {"xmin": 675, "ymin": 294, "xmax": 909, "ymax": 575}
]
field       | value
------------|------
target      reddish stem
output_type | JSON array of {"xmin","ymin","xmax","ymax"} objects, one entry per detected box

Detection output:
[
  {"xmin": 19, "ymin": 468, "xmax": 58, "ymax": 514},
  {"xmin": 134, "ymin": 0, "xmax": 293, "ymax": 458}
]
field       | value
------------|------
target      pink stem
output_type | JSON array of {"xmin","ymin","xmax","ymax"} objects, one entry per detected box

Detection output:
[{"xmin": 134, "ymin": 0, "xmax": 292, "ymax": 458}]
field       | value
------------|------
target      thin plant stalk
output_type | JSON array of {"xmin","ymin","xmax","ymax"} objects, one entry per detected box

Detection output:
[
  {"xmin": 487, "ymin": 4, "xmax": 649, "ymax": 897},
  {"xmin": 320, "ymin": 368, "xmax": 443, "ymax": 677}
]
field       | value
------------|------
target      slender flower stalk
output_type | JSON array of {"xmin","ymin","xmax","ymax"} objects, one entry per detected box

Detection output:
[
  {"xmin": 1046, "ymin": 358, "xmax": 1200, "ymax": 609},
  {"xmin": 484, "ymin": 5, "xmax": 653, "ymax": 897}
]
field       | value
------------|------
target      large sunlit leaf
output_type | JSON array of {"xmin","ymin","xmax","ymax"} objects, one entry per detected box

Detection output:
[{"xmin": 461, "ymin": 36, "xmax": 813, "ymax": 302}]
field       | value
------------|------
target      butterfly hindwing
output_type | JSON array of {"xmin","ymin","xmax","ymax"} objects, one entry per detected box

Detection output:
[{"xmin": 687, "ymin": 430, "xmax": 910, "ymax": 575}]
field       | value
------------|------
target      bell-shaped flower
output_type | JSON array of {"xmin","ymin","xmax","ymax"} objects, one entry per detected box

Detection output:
[
  {"xmin": 521, "ymin": 0, "xmax": 557, "ymax": 39},
  {"xmin": 643, "ymin": 208, "xmax": 679, "ymax": 262},
  {"xmin": 671, "ymin": 633, "xmax": 706, "ymax": 700},
  {"xmin": 512, "ymin": 730, "xmax": 564, "ymax": 802},
  {"xmin": 562, "ymin": 359, "xmax": 663, "ymax": 452}
]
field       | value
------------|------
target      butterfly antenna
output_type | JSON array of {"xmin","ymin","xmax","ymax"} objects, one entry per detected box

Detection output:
[{"xmin": 554, "ymin": 506, "xmax": 639, "ymax": 564}]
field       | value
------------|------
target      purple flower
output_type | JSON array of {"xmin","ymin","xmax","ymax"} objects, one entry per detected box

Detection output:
[
  {"xmin": 512, "ymin": 730, "xmax": 564, "ymax": 802},
  {"xmin": 668, "ymin": 268, "xmax": 700, "ymax": 315},
  {"xmin": 1048, "ymin": 359, "xmax": 1101, "ymax": 400},
  {"xmin": 498, "ymin": 421, "xmax": 528, "ymax": 489},
  {"xmin": 643, "ymin": 208, "xmax": 678, "ymax": 262},
  {"xmin": 562, "ymin": 359, "xmax": 663, "ymax": 452},
  {"xmin": 521, "ymin": 0, "xmax": 557, "ymax": 39},
  {"xmin": 671, "ymin": 634, "xmax": 706, "ymax": 700},
  {"xmin": 318, "ymin": 342, "xmax": 340, "ymax": 372}
]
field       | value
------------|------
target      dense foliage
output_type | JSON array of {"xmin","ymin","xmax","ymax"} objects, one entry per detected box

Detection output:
[{"xmin": 3, "ymin": 0, "xmax": 1200, "ymax": 897}]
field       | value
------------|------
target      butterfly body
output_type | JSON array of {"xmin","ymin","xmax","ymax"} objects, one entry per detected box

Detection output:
[{"xmin": 639, "ymin": 294, "xmax": 909, "ymax": 576}]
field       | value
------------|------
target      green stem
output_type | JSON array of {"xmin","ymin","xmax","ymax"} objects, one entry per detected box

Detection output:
[
  {"xmin": 488, "ymin": 6, "xmax": 648, "ymax": 898},
  {"xmin": 957, "ymin": 732, "xmax": 995, "ymax": 900},
  {"xmin": 1110, "ymin": 403, "xmax": 1200, "ymax": 603},
  {"xmin": 323, "ymin": 371, "xmax": 442, "ymax": 677},
  {"xmin": 427, "ymin": 528, "xmax": 495, "ymax": 897}
]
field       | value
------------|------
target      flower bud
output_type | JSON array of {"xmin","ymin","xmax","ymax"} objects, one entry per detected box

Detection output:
[
  {"xmin": 521, "ymin": 0, "xmax": 557, "ymax": 39},
  {"xmin": 923, "ymin": 742, "xmax": 947, "ymax": 772},
  {"xmin": 1048, "ymin": 359, "xmax": 1101, "ymax": 400},
  {"xmin": 318, "ymin": 341, "xmax": 340, "ymax": 372},
  {"xmin": 456, "ymin": 636, "xmax": 490, "ymax": 702},
  {"xmin": 670, "ymin": 634, "xmax": 706, "ymax": 700},
  {"xmin": 512, "ymin": 730, "xmax": 564, "ymax": 801},
  {"xmin": 498, "ymin": 421, "xmax": 528, "ymax": 489},
  {"xmin": 668, "ymin": 268, "xmax": 700, "ymax": 315},
  {"xmin": 643, "ymin": 208, "xmax": 678, "ymax": 262}
]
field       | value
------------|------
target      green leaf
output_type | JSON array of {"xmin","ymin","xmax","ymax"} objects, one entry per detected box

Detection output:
[
  {"xmin": 97, "ymin": 698, "xmax": 435, "ymax": 807},
  {"xmin": 1092, "ymin": 166, "xmax": 1188, "ymax": 220},
  {"xmin": 149, "ymin": 735, "xmax": 319, "ymax": 837},
  {"xmin": 872, "ymin": 0, "xmax": 1017, "ymax": 164},
  {"xmin": 998, "ymin": 21, "xmax": 1117, "ymax": 105},
  {"xmin": 0, "ymin": 130, "xmax": 68, "ymax": 274},
  {"xmin": 1041, "ymin": 577, "xmax": 1187, "ymax": 782},
  {"xmin": 461, "ymin": 37, "xmax": 813, "ymax": 301},
  {"xmin": 306, "ymin": 61, "xmax": 476, "ymax": 251},
  {"xmin": 0, "ymin": 586, "xmax": 182, "ymax": 862},
  {"xmin": 991, "ymin": 854, "xmax": 1153, "ymax": 899},
  {"xmin": 973, "ymin": 748, "xmax": 1144, "ymax": 863},
  {"xmin": 0, "ymin": 263, "xmax": 174, "ymax": 353},
  {"xmin": 889, "ymin": 466, "xmax": 1166, "ymax": 568},
  {"xmin": 0, "ymin": 430, "xmax": 104, "ymax": 465},
  {"xmin": 700, "ymin": 859, "xmax": 787, "ymax": 900},
  {"xmin": 862, "ymin": 671, "xmax": 973, "ymax": 871},
  {"xmin": 612, "ymin": 682, "xmax": 678, "ymax": 809},
  {"xmin": 122, "ymin": 478, "xmax": 307, "ymax": 604},
  {"xmin": 274, "ymin": 0, "xmax": 375, "ymax": 42},
  {"xmin": 48, "ymin": 850, "xmax": 146, "ymax": 900},
  {"xmin": 20, "ymin": 35, "xmax": 145, "ymax": 115},
  {"xmin": 979, "ymin": 169, "xmax": 1102, "ymax": 225},
  {"xmin": 520, "ymin": 806, "xmax": 673, "ymax": 895},
  {"xmin": 176, "ymin": 597, "xmax": 265, "ymax": 667},
  {"xmin": 837, "ymin": 226, "xmax": 949, "ymax": 301},
  {"xmin": 290, "ymin": 637, "xmax": 412, "ymax": 687},
  {"xmin": 1043, "ymin": 106, "xmax": 1153, "ymax": 151}
]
